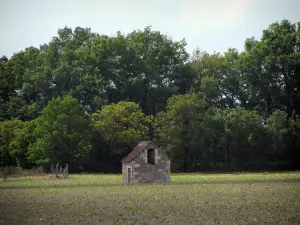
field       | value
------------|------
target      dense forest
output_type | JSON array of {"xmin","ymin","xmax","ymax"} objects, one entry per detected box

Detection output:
[{"xmin": 1, "ymin": 19, "xmax": 300, "ymax": 173}]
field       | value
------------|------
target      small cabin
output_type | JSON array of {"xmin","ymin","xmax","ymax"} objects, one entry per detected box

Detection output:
[{"xmin": 121, "ymin": 141, "xmax": 171, "ymax": 184}]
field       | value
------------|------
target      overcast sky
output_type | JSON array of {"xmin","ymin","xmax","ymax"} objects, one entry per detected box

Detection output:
[{"xmin": 1, "ymin": 0, "xmax": 299, "ymax": 58}]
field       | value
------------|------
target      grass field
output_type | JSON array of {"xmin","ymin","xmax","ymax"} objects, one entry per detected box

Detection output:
[{"xmin": 1, "ymin": 172, "xmax": 300, "ymax": 224}]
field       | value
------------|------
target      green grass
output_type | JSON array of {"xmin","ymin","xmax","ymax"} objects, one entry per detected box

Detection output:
[{"xmin": 1, "ymin": 172, "xmax": 300, "ymax": 224}]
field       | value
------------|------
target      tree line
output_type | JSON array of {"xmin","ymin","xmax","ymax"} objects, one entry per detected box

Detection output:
[{"xmin": 1, "ymin": 19, "xmax": 299, "ymax": 172}]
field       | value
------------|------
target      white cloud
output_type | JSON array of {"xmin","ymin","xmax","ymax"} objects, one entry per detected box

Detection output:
[{"xmin": 179, "ymin": 0, "xmax": 253, "ymax": 33}]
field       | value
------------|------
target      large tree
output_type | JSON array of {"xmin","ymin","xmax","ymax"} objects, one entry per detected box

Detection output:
[
  {"xmin": 27, "ymin": 96, "xmax": 91, "ymax": 168},
  {"xmin": 239, "ymin": 20, "xmax": 300, "ymax": 117},
  {"xmin": 155, "ymin": 92, "xmax": 206, "ymax": 171},
  {"xmin": 0, "ymin": 120, "xmax": 23, "ymax": 167},
  {"xmin": 92, "ymin": 101, "xmax": 153, "ymax": 154},
  {"xmin": 87, "ymin": 26, "xmax": 190, "ymax": 115},
  {"xmin": 224, "ymin": 107, "xmax": 265, "ymax": 168},
  {"xmin": 9, "ymin": 120, "xmax": 35, "ymax": 168}
]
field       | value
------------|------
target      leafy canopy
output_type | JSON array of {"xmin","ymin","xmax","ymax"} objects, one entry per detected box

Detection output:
[
  {"xmin": 27, "ymin": 96, "xmax": 91, "ymax": 166},
  {"xmin": 92, "ymin": 101, "xmax": 153, "ymax": 144}
]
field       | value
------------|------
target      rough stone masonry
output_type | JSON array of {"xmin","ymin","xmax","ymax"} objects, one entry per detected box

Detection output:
[{"xmin": 122, "ymin": 141, "xmax": 171, "ymax": 184}]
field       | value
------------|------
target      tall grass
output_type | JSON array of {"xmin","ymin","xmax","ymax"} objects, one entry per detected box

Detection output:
[{"xmin": 1, "ymin": 171, "xmax": 299, "ymax": 188}]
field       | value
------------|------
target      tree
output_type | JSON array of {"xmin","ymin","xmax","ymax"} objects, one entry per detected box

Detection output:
[
  {"xmin": 9, "ymin": 120, "xmax": 35, "ymax": 168},
  {"xmin": 239, "ymin": 20, "xmax": 300, "ymax": 117},
  {"xmin": 266, "ymin": 110, "xmax": 289, "ymax": 163},
  {"xmin": 101, "ymin": 27, "xmax": 189, "ymax": 115},
  {"xmin": 90, "ymin": 101, "xmax": 152, "ymax": 172},
  {"xmin": 0, "ymin": 56, "xmax": 11, "ymax": 121},
  {"xmin": 92, "ymin": 101, "xmax": 153, "ymax": 150},
  {"xmin": 288, "ymin": 116, "xmax": 300, "ymax": 168},
  {"xmin": 224, "ymin": 107, "xmax": 265, "ymax": 168},
  {"xmin": 2, "ymin": 47, "xmax": 42, "ymax": 121},
  {"xmin": 27, "ymin": 96, "xmax": 91, "ymax": 168},
  {"xmin": 155, "ymin": 92, "xmax": 206, "ymax": 171},
  {"xmin": 190, "ymin": 50, "xmax": 223, "ymax": 106},
  {"xmin": 0, "ymin": 120, "xmax": 23, "ymax": 167},
  {"xmin": 190, "ymin": 48, "xmax": 247, "ymax": 108},
  {"xmin": 200, "ymin": 108, "xmax": 228, "ymax": 168}
]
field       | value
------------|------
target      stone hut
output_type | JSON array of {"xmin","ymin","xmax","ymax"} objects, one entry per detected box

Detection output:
[{"xmin": 121, "ymin": 141, "xmax": 171, "ymax": 184}]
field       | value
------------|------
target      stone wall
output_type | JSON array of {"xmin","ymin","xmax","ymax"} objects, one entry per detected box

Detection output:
[{"xmin": 122, "ymin": 144, "xmax": 171, "ymax": 184}]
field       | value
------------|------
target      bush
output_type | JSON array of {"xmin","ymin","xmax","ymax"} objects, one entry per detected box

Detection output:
[
  {"xmin": 0, "ymin": 166, "xmax": 17, "ymax": 181},
  {"xmin": 0, "ymin": 166, "xmax": 46, "ymax": 181}
]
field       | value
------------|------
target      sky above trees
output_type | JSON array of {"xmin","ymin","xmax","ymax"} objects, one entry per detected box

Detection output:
[{"xmin": 1, "ymin": 0, "xmax": 299, "ymax": 58}]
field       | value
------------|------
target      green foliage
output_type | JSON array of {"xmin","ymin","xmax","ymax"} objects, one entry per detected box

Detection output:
[
  {"xmin": 200, "ymin": 108, "xmax": 229, "ymax": 167},
  {"xmin": 155, "ymin": 92, "xmax": 206, "ymax": 171},
  {"xmin": 224, "ymin": 107, "xmax": 265, "ymax": 167},
  {"xmin": 27, "ymin": 96, "xmax": 91, "ymax": 167},
  {"xmin": 239, "ymin": 20, "xmax": 300, "ymax": 115},
  {"xmin": 1, "ymin": 20, "xmax": 300, "ymax": 172},
  {"xmin": 266, "ymin": 110, "xmax": 300, "ymax": 165},
  {"xmin": 0, "ymin": 119, "xmax": 23, "ymax": 167},
  {"xmin": 288, "ymin": 116, "xmax": 300, "ymax": 166},
  {"xmin": 155, "ymin": 98, "xmax": 267, "ymax": 171},
  {"xmin": 92, "ymin": 101, "xmax": 153, "ymax": 145},
  {"xmin": 9, "ymin": 120, "xmax": 35, "ymax": 168},
  {"xmin": 267, "ymin": 110, "xmax": 289, "ymax": 155}
]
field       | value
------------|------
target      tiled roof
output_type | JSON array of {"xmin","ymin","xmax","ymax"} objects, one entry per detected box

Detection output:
[{"xmin": 121, "ymin": 141, "xmax": 154, "ymax": 163}]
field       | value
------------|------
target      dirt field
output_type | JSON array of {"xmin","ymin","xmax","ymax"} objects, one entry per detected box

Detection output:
[{"xmin": 1, "ymin": 172, "xmax": 300, "ymax": 224}]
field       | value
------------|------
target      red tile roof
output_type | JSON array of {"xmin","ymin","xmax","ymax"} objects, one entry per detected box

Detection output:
[{"xmin": 121, "ymin": 141, "xmax": 155, "ymax": 163}]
